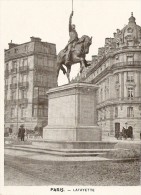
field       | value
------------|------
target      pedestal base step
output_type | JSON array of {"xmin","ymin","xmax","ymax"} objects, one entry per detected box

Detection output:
[
  {"xmin": 32, "ymin": 140, "xmax": 117, "ymax": 149},
  {"xmin": 5, "ymin": 144, "xmax": 119, "ymax": 157}
]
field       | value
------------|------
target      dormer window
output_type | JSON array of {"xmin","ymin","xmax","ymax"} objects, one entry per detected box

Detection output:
[{"xmin": 127, "ymin": 27, "xmax": 133, "ymax": 33}]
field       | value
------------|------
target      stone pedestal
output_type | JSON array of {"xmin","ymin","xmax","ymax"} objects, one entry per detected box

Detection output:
[{"xmin": 43, "ymin": 83, "xmax": 102, "ymax": 141}]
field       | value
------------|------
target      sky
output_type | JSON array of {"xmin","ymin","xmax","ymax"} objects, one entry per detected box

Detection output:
[{"xmin": 0, "ymin": 0, "xmax": 141, "ymax": 85}]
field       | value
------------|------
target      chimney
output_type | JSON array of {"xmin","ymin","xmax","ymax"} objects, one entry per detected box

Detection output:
[
  {"xmin": 30, "ymin": 36, "xmax": 41, "ymax": 42},
  {"xmin": 113, "ymin": 33, "xmax": 116, "ymax": 38},
  {"xmin": 8, "ymin": 40, "xmax": 19, "ymax": 49}
]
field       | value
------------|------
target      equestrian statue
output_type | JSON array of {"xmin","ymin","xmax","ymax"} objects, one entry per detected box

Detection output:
[{"xmin": 57, "ymin": 11, "xmax": 92, "ymax": 83}]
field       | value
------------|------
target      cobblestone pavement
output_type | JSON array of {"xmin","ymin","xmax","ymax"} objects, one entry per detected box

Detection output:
[{"xmin": 4, "ymin": 154, "xmax": 140, "ymax": 186}]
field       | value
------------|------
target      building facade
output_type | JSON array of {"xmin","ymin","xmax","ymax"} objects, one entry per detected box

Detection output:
[
  {"xmin": 80, "ymin": 13, "xmax": 141, "ymax": 139},
  {"xmin": 4, "ymin": 37, "xmax": 57, "ymax": 133}
]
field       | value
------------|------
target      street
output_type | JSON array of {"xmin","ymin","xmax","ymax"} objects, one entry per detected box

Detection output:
[{"xmin": 4, "ymin": 154, "xmax": 140, "ymax": 186}]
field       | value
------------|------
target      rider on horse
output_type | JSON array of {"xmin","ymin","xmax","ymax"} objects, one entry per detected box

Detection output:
[
  {"xmin": 64, "ymin": 11, "xmax": 79, "ymax": 65},
  {"xmin": 57, "ymin": 11, "xmax": 92, "ymax": 83}
]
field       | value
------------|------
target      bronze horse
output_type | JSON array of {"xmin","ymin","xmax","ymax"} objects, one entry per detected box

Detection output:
[{"xmin": 57, "ymin": 35, "xmax": 92, "ymax": 83}]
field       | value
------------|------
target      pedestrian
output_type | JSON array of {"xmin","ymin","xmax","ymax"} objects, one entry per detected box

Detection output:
[
  {"xmin": 9, "ymin": 127, "xmax": 12, "ymax": 135},
  {"xmin": 18, "ymin": 124, "xmax": 25, "ymax": 141}
]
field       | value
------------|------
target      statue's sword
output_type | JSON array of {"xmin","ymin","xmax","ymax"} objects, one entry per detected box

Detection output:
[{"xmin": 72, "ymin": 0, "xmax": 73, "ymax": 12}]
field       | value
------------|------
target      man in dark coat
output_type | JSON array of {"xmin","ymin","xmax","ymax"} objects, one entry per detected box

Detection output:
[{"xmin": 18, "ymin": 124, "xmax": 25, "ymax": 141}]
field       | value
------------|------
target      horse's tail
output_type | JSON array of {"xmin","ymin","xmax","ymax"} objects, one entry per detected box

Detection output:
[
  {"xmin": 56, "ymin": 50, "xmax": 66, "ymax": 79},
  {"xmin": 57, "ymin": 49, "xmax": 66, "ymax": 63}
]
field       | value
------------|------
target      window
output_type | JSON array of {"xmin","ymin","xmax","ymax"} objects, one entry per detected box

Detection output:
[
  {"xmin": 25, "ymin": 45, "xmax": 28, "ymax": 51},
  {"xmin": 21, "ymin": 107, "xmax": 25, "ymax": 118},
  {"xmin": 115, "ymin": 74, "xmax": 119, "ymax": 83},
  {"xmin": 33, "ymin": 105, "xmax": 47, "ymax": 117},
  {"xmin": 33, "ymin": 105, "xmax": 37, "ymax": 117},
  {"xmin": 115, "ymin": 107, "xmax": 118, "ymax": 118},
  {"xmin": 5, "ymin": 79, "xmax": 8, "ymax": 85},
  {"xmin": 5, "ymin": 90, "xmax": 8, "ymax": 100},
  {"xmin": 38, "ymin": 56, "xmax": 43, "ymax": 66},
  {"xmin": 104, "ymin": 86, "xmax": 106, "ymax": 99},
  {"xmin": 20, "ymin": 74, "xmax": 27, "ymax": 83},
  {"xmin": 21, "ymin": 90, "xmax": 27, "ymax": 99},
  {"xmin": 23, "ymin": 58, "xmax": 28, "ymax": 66},
  {"xmin": 6, "ymin": 63, "xmax": 9, "ymax": 70},
  {"xmin": 116, "ymin": 88, "xmax": 120, "ymax": 98},
  {"xmin": 33, "ymin": 87, "xmax": 38, "ymax": 98},
  {"xmin": 39, "ymin": 87, "xmax": 45, "ymax": 96},
  {"xmin": 11, "ymin": 107, "xmax": 15, "ymax": 118},
  {"xmin": 15, "ymin": 48, "xmax": 18, "ymax": 53},
  {"xmin": 127, "ymin": 72, "xmax": 134, "ymax": 82},
  {"xmin": 104, "ymin": 64, "xmax": 106, "ymax": 69},
  {"xmin": 48, "ymin": 60, "xmax": 53, "ymax": 67},
  {"xmin": 38, "ymin": 105, "xmax": 43, "ymax": 116},
  {"xmin": 12, "ymin": 76, "xmax": 16, "ymax": 84},
  {"xmin": 127, "ymin": 56, "xmax": 133, "ymax": 62},
  {"xmin": 127, "ymin": 107, "xmax": 134, "ymax": 117},
  {"xmin": 104, "ymin": 109, "xmax": 106, "ymax": 119},
  {"xmin": 35, "ymin": 73, "xmax": 47, "ymax": 84},
  {"xmin": 44, "ymin": 106, "xmax": 48, "ymax": 116},
  {"xmin": 100, "ymin": 89, "xmax": 103, "ymax": 102},
  {"xmin": 115, "ymin": 55, "xmax": 119, "ymax": 60},
  {"xmin": 106, "ymin": 88, "xmax": 109, "ymax": 99},
  {"xmin": 12, "ymin": 61, "xmax": 17, "ymax": 69},
  {"xmin": 127, "ymin": 87, "xmax": 134, "ymax": 99},
  {"xmin": 127, "ymin": 27, "xmax": 133, "ymax": 33},
  {"xmin": 11, "ymin": 91, "xmax": 16, "ymax": 100}
]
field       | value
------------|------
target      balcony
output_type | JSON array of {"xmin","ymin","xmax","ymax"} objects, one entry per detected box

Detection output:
[
  {"xmin": 96, "ymin": 96, "xmax": 141, "ymax": 109},
  {"xmin": 18, "ymin": 81, "xmax": 29, "ymax": 89},
  {"xmin": 113, "ymin": 61, "xmax": 141, "ymax": 67},
  {"xmin": 11, "ymin": 68, "xmax": 17, "ymax": 74},
  {"xmin": 18, "ymin": 98, "xmax": 28, "ymax": 105},
  {"xmin": 5, "ymin": 70, "xmax": 9, "ymax": 77},
  {"xmin": 19, "ymin": 66, "xmax": 29, "ymax": 73},
  {"xmin": 126, "ymin": 79, "xmax": 134, "ymax": 82},
  {"xmin": 10, "ymin": 83, "xmax": 17, "ymax": 89},
  {"xmin": 123, "ymin": 97, "xmax": 141, "ymax": 102}
]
